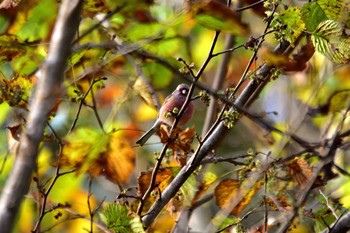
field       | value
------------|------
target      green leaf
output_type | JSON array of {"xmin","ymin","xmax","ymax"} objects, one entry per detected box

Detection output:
[
  {"xmin": 125, "ymin": 23, "xmax": 163, "ymax": 42},
  {"xmin": 301, "ymin": 2, "xmax": 328, "ymax": 31},
  {"xmin": 317, "ymin": 0, "xmax": 345, "ymax": 21},
  {"xmin": 0, "ymin": 15, "xmax": 9, "ymax": 34},
  {"xmin": 12, "ymin": 52, "xmax": 45, "ymax": 76},
  {"xmin": 17, "ymin": 0, "xmax": 58, "ymax": 42},
  {"xmin": 141, "ymin": 62, "xmax": 173, "ymax": 88},
  {"xmin": 102, "ymin": 203, "xmax": 145, "ymax": 233},
  {"xmin": 68, "ymin": 49, "xmax": 88, "ymax": 66},
  {"xmin": 311, "ymin": 20, "xmax": 350, "ymax": 64},
  {"xmin": 272, "ymin": 7, "xmax": 305, "ymax": 46}
]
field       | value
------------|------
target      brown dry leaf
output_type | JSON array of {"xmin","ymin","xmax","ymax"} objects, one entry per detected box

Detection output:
[
  {"xmin": 288, "ymin": 158, "xmax": 313, "ymax": 188},
  {"xmin": 137, "ymin": 167, "xmax": 177, "ymax": 213},
  {"xmin": 259, "ymin": 46, "xmax": 312, "ymax": 72},
  {"xmin": 159, "ymin": 125, "xmax": 196, "ymax": 166},
  {"xmin": 137, "ymin": 167, "xmax": 176, "ymax": 196},
  {"xmin": 214, "ymin": 179, "xmax": 262, "ymax": 216}
]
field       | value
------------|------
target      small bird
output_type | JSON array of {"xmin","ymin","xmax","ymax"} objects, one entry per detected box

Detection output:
[{"xmin": 136, "ymin": 84, "xmax": 194, "ymax": 146}]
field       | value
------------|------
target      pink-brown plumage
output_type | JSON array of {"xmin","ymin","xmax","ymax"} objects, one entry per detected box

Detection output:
[{"xmin": 136, "ymin": 84, "xmax": 194, "ymax": 146}]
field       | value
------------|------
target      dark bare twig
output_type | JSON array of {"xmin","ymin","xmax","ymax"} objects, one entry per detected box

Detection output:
[
  {"xmin": 68, "ymin": 77, "xmax": 106, "ymax": 134},
  {"xmin": 216, "ymin": 208, "xmax": 257, "ymax": 233},
  {"xmin": 236, "ymin": 0, "xmax": 266, "ymax": 12},
  {"xmin": 89, "ymin": 79, "xmax": 106, "ymax": 134},
  {"xmin": 39, "ymin": 206, "xmax": 113, "ymax": 233},
  {"xmin": 87, "ymin": 178, "xmax": 94, "ymax": 233},
  {"xmin": 32, "ymin": 168, "xmax": 76, "ymax": 232}
]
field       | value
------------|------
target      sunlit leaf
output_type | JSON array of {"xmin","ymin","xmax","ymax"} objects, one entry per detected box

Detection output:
[
  {"xmin": 214, "ymin": 179, "xmax": 262, "ymax": 216},
  {"xmin": 272, "ymin": 7, "xmax": 305, "ymax": 46},
  {"xmin": 311, "ymin": 20, "xmax": 350, "ymax": 64},
  {"xmin": 17, "ymin": 199, "xmax": 35, "ymax": 232},
  {"xmin": 142, "ymin": 62, "xmax": 173, "ymax": 88},
  {"xmin": 0, "ymin": 15, "xmax": 9, "ymax": 34},
  {"xmin": 137, "ymin": 167, "xmax": 179, "ymax": 212},
  {"xmin": 12, "ymin": 51, "xmax": 45, "ymax": 76},
  {"xmin": 125, "ymin": 23, "xmax": 163, "ymax": 42},
  {"xmin": 60, "ymin": 128, "xmax": 136, "ymax": 184},
  {"xmin": 68, "ymin": 49, "xmax": 88, "ymax": 66},
  {"xmin": 83, "ymin": 0, "xmax": 109, "ymax": 16},
  {"xmin": 89, "ymin": 133, "xmax": 136, "ymax": 184},
  {"xmin": 137, "ymin": 167, "xmax": 176, "ymax": 196},
  {"xmin": 308, "ymin": 89, "xmax": 350, "ymax": 115},
  {"xmin": 317, "ymin": 0, "xmax": 345, "ymax": 22}
]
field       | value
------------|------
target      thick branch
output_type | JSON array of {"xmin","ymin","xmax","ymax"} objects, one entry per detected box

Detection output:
[{"xmin": 0, "ymin": 1, "xmax": 82, "ymax": 232}]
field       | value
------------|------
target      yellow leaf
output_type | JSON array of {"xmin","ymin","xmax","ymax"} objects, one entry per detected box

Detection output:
[
  {"xmin": 214, "ymin": 179, "xmax": 262, "ymax": 216},
  {"xmin": 60, "ymin": 128, "xmax": 136, "ymax": 184},
  {"xmin": 89, "ymin": 134, "xmax": 136, "ymax": 184}
]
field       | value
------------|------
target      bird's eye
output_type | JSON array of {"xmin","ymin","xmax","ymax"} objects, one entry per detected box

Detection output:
[{"xmin": 181, "ymin": 88, "xmax": 188, "ymax": 95}]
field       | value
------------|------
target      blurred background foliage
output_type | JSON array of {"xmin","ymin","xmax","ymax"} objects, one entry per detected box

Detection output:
[{"xmin": 0, "ymin": 0, "xmax": 350, "ymax": 232}]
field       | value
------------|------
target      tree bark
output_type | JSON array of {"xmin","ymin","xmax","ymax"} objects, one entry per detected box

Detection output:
[{"xmin": 0, "ymin": 0, "xmax": 82, "ymax": 232}]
